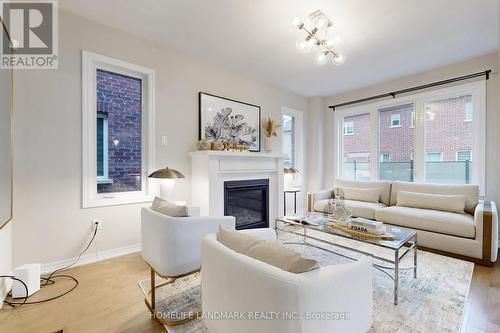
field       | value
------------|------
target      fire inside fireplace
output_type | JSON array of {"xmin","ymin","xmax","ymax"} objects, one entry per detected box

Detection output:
[{"xmin": 224, "ymin": 179, "xmax": 269, "ymax": 230}]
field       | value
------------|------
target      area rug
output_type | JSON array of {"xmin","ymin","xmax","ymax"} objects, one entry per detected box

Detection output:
[{"xmin": 138, "ymin": 230, "xmax": 473, "ymax": 333}]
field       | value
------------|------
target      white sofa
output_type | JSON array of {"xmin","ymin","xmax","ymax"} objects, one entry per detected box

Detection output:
[
  {"xmin": 308, "ymin": 180, "xmax": 498, "ymax": 266},
  {"xmin": 201, "ymin": 228, "xmax": 373, "ymax": 333}
]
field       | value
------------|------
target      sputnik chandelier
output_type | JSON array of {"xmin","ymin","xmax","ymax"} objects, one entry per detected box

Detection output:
[{"xmin": 293, "ymin": 10, "xmax": 345, "ymax": 66}]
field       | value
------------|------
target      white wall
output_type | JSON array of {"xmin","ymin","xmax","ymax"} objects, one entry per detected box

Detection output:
[
  {"xmin": 12, "ymin": 10, "xmax": 307, "ymax": 266},
  {"xmin": 0, "ymin": 223, "xmax": 12, "ymax": 307},
  {"xmin": 306, "ymin": 96, "xmax": 326, "ymax": 191},
  {"xmin": 321, "ymin": 53, "xmax": 500, "ymax": 207}
]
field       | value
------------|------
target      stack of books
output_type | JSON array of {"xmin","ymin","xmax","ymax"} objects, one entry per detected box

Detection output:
[{"xmin": 348, "ymin": 217, "xmax": 386, "ymax": 235}]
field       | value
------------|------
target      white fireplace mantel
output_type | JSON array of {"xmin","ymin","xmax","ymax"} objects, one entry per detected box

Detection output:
[{"xmin": 189, "ymin": 150, "xmax": 284, "ymax": 226}]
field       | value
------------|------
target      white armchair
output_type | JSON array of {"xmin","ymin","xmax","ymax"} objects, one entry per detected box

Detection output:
[
  {"xmin": 141, "ymin": 206, "xmax": 235, "ymax": 325},
  {"xmin": 202, "ymin": 228, "xmax": 373, "ymax": 333}
]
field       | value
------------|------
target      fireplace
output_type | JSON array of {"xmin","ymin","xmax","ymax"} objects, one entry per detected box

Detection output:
[{"xmin": 224, "ymin": 179, "xmax": 269, "ymax": 230}]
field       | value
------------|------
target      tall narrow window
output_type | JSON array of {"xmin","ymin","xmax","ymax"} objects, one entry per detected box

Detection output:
[
  {"xmin": 379, "ymin": 104, "xmax": 415, "ymax": 181},
  {"xmin": 282, "ymin": 107, "xmax": 304, "ymax": 188},
  {"xmin": 424, "ymin": 95, "xmax": 473, "ymax": 184},
  {"xmin": 96, "ymin": 69, "xmax": 142, "ymax": 194},
  {"xmin": 282, "ymin": 114, "xmax": 295, "ymax": 168},
  {"xmin": 342, "ymin": 113, "xmax": 370, "ymax": 180},
  {"xmin": 83, "ymin": 51, "xmax": 154, "ymax": 208}
]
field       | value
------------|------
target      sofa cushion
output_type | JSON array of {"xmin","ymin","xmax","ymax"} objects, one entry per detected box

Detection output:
[
  {"xmin": 390, "ymin": 181, "xmax": 478, "ymax": 215},
  {"xmin": 314, "ymin": 199, "xmax": 387, "ymax": 220},
  {"xmin": 397, "ymin": 191, "xmax": 466, "ymax": 214},
  {"xmin": 375, "ymin": 206, "xmax": 475, "ymax": 238},
  {"xmin": 151, "ymin": 196, "xmax": 188, "ymax": 217},
  {"xmin": 335, "ymin": 180, "xmax": 392, "ymax": 205},
  {"xmin": 341, "ymin": 187, "xmax": 381, "ymax": 203},
  {"xmin": 217, "ymin": 225, "xmax": 319, "ymax": 274}
]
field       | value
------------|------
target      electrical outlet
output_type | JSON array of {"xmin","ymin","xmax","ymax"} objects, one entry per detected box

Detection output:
[{"xmin": 92, "ymin": 219, "xmax": 103, "ymax": 233}]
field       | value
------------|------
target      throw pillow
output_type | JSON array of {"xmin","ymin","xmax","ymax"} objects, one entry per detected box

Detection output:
[
  {"xmin": 245, "ymin": 240, "xmax": 319, "ymax": 274},
  {"xmin": 217, "ymin": 225, "xmax": 261, "ymax": 254},
  {"xmin": 151, "ymin": 196, "xmax": 189, "ymax": 217},
  {"xmin": 396, "ymin": 191, "xmax": 466, "ymax": 214},
  {"xmin": 217, "ymin": 225, "xmax": 319, "ymax": 274},
  {"xmin": 340, "ymin": 187, "xmax": 381, "ymax": 203}
]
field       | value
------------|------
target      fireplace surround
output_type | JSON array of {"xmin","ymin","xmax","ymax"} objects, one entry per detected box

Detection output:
[{"xmin": 189, "ymin": 150, "xmax": 284, "ymax": 226}]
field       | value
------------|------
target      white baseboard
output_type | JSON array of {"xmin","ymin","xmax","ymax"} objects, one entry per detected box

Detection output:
[
  {"xmin": 0, "ymin": 272, "xmax": 13, "ymax": 310},
  {"xmin": 41, "ymin": 243, "xmax": 141, "ymax": 274}
]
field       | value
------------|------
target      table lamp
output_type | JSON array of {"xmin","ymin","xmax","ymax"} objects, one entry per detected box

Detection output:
[{"xmin": 148, "ymin": 166, "xmax": 185, "ymax": 201}]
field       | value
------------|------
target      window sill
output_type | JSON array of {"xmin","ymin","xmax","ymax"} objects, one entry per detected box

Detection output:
[
  {"xmin": 389, "ymin": 125, "xmax": 401, "ymax": 128},
  {"xmin": 83, "ymin": 193, "xmax": 153, "ymax": 208},
  {"xmin": 344, "ymin": 133, "xmax": 354, "ymax": 136}
]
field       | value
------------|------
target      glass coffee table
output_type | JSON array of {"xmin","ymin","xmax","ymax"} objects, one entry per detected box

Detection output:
[{"xmin": 275, "ymin": 213, "xmax": 418, "ymax": 305}]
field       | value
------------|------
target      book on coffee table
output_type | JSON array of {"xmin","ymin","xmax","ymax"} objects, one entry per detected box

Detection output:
[{"xmin": 286, "ymin": 213, "xmax": 327, "ymax": 226}]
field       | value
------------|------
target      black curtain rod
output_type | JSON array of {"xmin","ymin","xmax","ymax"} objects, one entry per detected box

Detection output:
[{"xmin": 329, "ymin": 70, "xmax": 491, "ymax": 111}]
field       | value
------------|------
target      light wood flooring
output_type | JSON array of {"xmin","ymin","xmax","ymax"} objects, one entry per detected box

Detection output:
[{"xmin": 0, "ymin": 252, "xmax": 498, "ymax": 333}]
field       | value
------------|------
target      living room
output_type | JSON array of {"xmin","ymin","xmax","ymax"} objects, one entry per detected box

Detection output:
[{"xmin": 0, "ymin": 1, "xmax": 499, "ymax": 332}]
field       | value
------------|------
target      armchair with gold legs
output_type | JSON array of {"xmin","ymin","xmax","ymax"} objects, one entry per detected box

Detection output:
[{"xmin": 141, "ymin": 206, "xmax": 235, "ymax": 326}]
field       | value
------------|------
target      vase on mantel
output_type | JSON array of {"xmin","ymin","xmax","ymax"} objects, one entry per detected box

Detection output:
[
  {"xmin": 262, "ymin": 117, "xmax": 281, "ymax": 153},
  {"xmin": 263, "ymin": 136, "xmax": 273, "ymax": 152}
]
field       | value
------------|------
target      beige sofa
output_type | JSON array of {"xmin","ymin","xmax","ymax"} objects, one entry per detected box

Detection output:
[{"xmin": 308, "ymin": 180, "xmax": 498, "ymax": 266}]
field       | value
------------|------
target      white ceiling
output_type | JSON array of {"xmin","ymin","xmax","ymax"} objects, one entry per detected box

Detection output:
[{"xmin": 60, "ymin": 0, "xmax": 499, "ymax": 97}]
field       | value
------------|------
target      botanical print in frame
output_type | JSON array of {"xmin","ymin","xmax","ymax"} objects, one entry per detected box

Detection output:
[{"xmin": 199, "ymin": 92, "xmax": 261, "ymax": 152}]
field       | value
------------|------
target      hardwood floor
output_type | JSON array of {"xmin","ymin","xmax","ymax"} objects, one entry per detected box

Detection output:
[
  {"xmin": 462, "ymin": 259, "xmax": 500, "ymax": 333},
  {"xmin": 0, "ymin": 252, "xmax": 498, "ymax": 333}
]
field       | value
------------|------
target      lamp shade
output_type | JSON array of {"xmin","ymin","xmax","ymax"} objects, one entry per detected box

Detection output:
[
  {"xmin": 284, "ymin": 167, "xmax": 299, "ymax": 174},
  {"xmin": 148, "ymin": 167, "xmax": 185, "ymax": 179}
]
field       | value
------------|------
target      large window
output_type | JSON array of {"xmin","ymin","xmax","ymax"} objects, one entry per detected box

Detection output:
[
  {"xmin": 424, "ymin": 95, "xmax": 473, "ymax": 184},
  {"xmin": 378, "ymin": 104, "xmax": 415, "ymax": 181},
  {"xmin": 335, "ymin": 81, "xmax": 485, "ymax": 193},
  {"xmin": 341, "ymin": 113, "xmax": 371, "ymax": 180},
  {"xmin": 82, "ymin": 51, "xmax": 155, "ymax": 208}
]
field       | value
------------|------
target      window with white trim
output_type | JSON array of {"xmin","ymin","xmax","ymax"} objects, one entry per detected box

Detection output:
[
  {"xmin": 82, "ymin": 51, "xmax": 155, "ymax": 208},
  {"xmin": 282, "ymin": 114, "xmax": 295, "ymax": 168},
  {"xmin": 335, "ymin": 81, "xmax": 486, "ymax": 194},
  {"xmin": 456, "ymin": 150, "xmax": 471, "ymax": 161},
  {"xmin": 343, "ymin": 121, "xmax": 354, "ymax": 135},
  {"xmin": 390, "ymin": 114, "xmax": 401, "ymax": 127},
  {"xmin": 465, "ymin": 100, "xmax": 473, "ymax": 122},
  {"xmin": 380, "ymin": 153, "xmax": 390, "ymax": 162},
  {"xmin": 282, "ymin": 107, "xmax": 304, "ymax": 187},
  {"xmin": 426, "ymin": 152, "xmax": 443, "ymax": 162}
]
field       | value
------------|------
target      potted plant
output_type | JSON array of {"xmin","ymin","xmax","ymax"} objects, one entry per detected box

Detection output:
[{"xmin": 262, "ymin": 117, "xmax": 281, "ymax": 152}]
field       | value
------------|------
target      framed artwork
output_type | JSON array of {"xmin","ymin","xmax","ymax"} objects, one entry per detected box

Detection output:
[
  {"xmin": 199, "ymin": 92, "xmax": 261, "ymax": 152},
  {"xmin": 0, "ymin": 19, "xmax": 13, "ymax": 230}
]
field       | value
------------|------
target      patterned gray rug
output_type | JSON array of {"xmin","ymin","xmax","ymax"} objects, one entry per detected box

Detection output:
[{"xmin": 138, "ymin": 230, "xmax": 473, "ymax": 333}]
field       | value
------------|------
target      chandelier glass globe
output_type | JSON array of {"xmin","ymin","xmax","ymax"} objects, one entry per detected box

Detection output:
[
  {"xmin": 332, "ymin": 53, "xmax": 346, "ymax": 66},
  {"xmin": 316, "ymin": 51, "xmax": 330, "ymax": 65},
  {"xmin": 296, "ymin": 36, "xmax": 314, "ymax": 54}
]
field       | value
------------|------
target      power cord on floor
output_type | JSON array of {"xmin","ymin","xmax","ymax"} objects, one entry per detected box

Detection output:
[{"xmin": 0, "ymin": 226, "xmax": 99, "ymax": 308}]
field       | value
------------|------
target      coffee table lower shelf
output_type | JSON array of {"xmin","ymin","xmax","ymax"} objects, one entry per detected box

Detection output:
[{"xmin": 275, "ymin": 219, "xmax": 418, "ymax": 305}]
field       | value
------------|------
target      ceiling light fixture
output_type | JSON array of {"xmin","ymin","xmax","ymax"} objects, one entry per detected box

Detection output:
[{"xmin": 292, "ymin": 10, "xmax": 345, "ymax": 66}]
